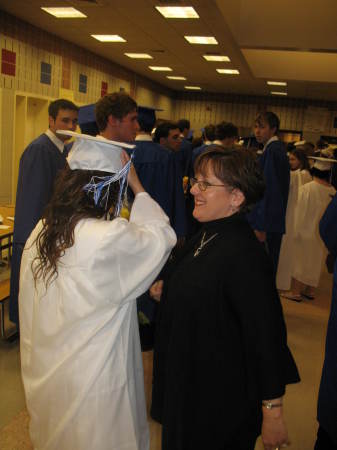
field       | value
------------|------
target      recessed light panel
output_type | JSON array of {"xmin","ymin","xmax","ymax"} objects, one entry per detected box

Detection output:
[
  {"xmin": 203, "ymin": 55, "xmax": 230, "ymax": 62},
  {"xmin": 41, "ymin": 7, "xmax": 87, "ymax": 18},
  {"xmin": 125, "ymin": 53, "xmax": 153, "ymax": 59},
  {"xmin": 267, "ymin": 81, "xmax": 287, "ymax": 86},
  {"xmin": 185, "ymin": 36, "xmax": 218, "ymax": 45},
  {"xmin": 271, "ymin": 91, "xmax": 288, "ymax": 96},
  {"xmin": 91, "ymin": 35, "xmax": 126, "ymax": 42},
  {"xmin": 167, "ymin": 76, "xmax": 187, "ymax": 80},
  {"xmin": 155, "ymin": 6, "xmax": 199, "ymax": 18},
  {"xmin": 149, "ymin": 66, "xmax": 172, "ymax": 71},
  {"xmin": 185, "ymin": 86, "xmax": 201, "ymax": 90},
  {"xmin": 216, "ymin": 69, "xmax": 240, "ymax": 75}
]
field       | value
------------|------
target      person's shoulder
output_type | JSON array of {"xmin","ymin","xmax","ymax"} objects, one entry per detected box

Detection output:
[
  {"xmin": 22, "ymin": 133, "xmax": 57, "ymax": 158},
  {"xmin": 134, "ymin": 141, "xmax": 171, "ymax": 161},
  {"xmin": 266, "ymin": 139, "xmax": 286, "ymax": 154},
  {"xmin": 193, "ymin": 143, "xmax": 207, "ymax": 155},
  {"xmin": 217, "ymin": 219, "xmax": 270, "ymax": 265}
]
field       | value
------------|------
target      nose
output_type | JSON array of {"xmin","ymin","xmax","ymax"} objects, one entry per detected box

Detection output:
[{"xmin": 190, "ymin": 183, "xmax": 199, "ymax": 196}]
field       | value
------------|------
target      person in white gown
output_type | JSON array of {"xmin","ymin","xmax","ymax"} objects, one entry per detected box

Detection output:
[
  {"xmin": 283, "ymin": 157, "xmax": 336, "ymax": 301},
  {"xmin": 276, "ymin": 148, "xmax": 312, "ymax": 290},
  {"xmin": 19, "ymin": 132, "xmax": 176, "ymax": 450}
]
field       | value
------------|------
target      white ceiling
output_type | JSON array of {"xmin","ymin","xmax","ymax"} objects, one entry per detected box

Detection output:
[{"xmin": 1, "ymin": 0, "xmax": 337, "ymax": 101}]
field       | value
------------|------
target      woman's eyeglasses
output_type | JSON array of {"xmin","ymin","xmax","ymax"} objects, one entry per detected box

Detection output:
[{"xmin": 190, "ymin": 177, "xmax": 225, "ymax": 192}]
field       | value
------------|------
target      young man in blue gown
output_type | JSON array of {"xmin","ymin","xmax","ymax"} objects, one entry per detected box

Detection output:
[
  {"xmin": 10, "ymin": 99, "xmax": 78, "ymax": 327},
  {"xmin": 248, "ymin": 111, "xmax": 290, "ymax": 274}
]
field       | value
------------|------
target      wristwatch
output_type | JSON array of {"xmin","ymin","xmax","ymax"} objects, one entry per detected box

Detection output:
[{"xmin": 262, "ymin": 401, "xmax": 283, "ymax": 409}]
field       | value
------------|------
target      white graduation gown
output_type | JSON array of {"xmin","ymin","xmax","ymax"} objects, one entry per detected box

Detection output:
[
  {"xmin": 19, "ymin": 192, "xmax": 176, "ymax": 450},
  {"xmin": 292, "ymin": 181, "xmax": 336, "ymax": 287},
  {"xmin": 276, "ymin": 169, "xmax": 312, "ymax": 290}
]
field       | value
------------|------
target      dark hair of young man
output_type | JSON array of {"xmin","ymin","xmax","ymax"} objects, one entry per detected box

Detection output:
[
  {"xmin": 215, "ymin": 122, "xmax": 239, "ymax": 140},
  {"xmin": 48, "ymin": 99, "xmax": 79, "ymax": 120},
  {"xmin": 203, "ymin": 124, "xmax": 216, "ymax": 142},
  {"xmin": 95, "ymin": 92, "xmax": 137, "ymax": 132},
  {"xmin": 255, "ymin": 111, "xmax": 280, "ymax": 132},
  {"xmin": 177, "ymin": 119, "xmax": 190, "ymax": 133},
  {"xmin": 153, "ymin": 122, "xmax": 179, "ymax": 143}
]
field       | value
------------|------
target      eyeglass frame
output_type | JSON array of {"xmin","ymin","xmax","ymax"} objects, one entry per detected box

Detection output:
[{"xmin": 190, "ymin": 177, "xmax": 226, "ymax": 192}]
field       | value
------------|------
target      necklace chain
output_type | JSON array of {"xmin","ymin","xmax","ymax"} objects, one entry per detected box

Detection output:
[{"xmin": 193, "ymin": 231, "xmax": 218, "ymax": 257}]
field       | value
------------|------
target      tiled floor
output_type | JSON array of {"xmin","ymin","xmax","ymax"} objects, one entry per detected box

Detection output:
[
  {"xmin": 0, "ymin": 298, "xmax": 24, "ymax": 430},
  {"xmin": 0, "ymin": 268, "xmax": 333, "ymax": 449}
]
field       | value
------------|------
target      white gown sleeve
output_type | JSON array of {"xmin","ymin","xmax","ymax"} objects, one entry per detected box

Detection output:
[{"xmin": 92, "ymin": 192, "xmax": 176, "ymax": 304}]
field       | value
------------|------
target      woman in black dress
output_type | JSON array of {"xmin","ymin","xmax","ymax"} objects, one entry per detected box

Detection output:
[{"xmin": 150, "ymin": 146, "xmax": 300, "ymax": 450}]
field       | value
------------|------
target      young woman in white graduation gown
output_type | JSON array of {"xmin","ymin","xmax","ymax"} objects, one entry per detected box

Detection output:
[
  {"xmin": 19, "ymin": 133, "xmax": 176, "ymax": 450},
  {"xmin": 276, "ymin": 148, "xmax": 312, "ymax": 290},
  {"xmin": 283, "ymin": 156, "xmax": 336, "ymax": 301}
]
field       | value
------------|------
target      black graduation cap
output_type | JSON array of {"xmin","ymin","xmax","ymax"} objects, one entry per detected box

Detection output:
[
  {"xmin": 137, "ymin": 106, "xmax": 163, "ymax": 133},
  {"xmin": 78, "ymin": 103, "xmax": 98, "ymax": 136}
]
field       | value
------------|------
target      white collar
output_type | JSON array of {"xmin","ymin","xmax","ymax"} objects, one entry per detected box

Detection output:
[
  {"xmin": 263, "ymin": 135, "xmax": 278, "ymax": 152},
  {"xmin": 204, "ymin": 140, "xmax": 213, "ymax": 145},
  {"xmin": 213, "ymin": 139, "xmax": 223, "ymax": 146},
  {"xmin": 135, "ymin": 134, "xmax": 152, "ymax": 142},
  {"xmin": 45, "ymin": 129, "xmax": 65, "ymax": 153}
]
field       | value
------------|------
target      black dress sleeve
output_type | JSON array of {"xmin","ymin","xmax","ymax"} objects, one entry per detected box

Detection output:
[{"xmin": 224, "ymin": 239, "xmax": 300, "ymax": 400}]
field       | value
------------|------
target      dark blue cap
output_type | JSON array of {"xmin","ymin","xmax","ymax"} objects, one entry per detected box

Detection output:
[
  {"xmin": 78, "ymin": 103, "xmax": 98, "ymax": 136},
  {"xmin": 78, "ymin": 102, "xmax": 163, "ymax": 136}
]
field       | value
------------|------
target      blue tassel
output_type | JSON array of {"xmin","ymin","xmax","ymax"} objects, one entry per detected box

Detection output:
[{"xmin": 83, "ymin": 158, "xmax": 132, "ymax": 216}]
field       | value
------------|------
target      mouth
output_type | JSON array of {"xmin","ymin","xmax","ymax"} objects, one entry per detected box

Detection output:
[{"xmin": 194, "ymin": 199, "xmax": 205, "ymax": 207}]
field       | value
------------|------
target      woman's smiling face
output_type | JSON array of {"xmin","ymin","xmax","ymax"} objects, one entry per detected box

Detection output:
[{"xmin": 190, "ymin": 162, "xmax": 244, "ymax": 222}]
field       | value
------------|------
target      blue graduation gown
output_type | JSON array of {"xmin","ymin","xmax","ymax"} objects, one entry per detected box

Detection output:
[
  {"xmin": 178, "ymin": 138, "xmax": 193, "ymax": 177},
  {"xmin": 132, "ymin": 140, "xmax": 186, "ymax": 238},
  {"xmin": 131, "ymin": 140, "xmax": 187, "ymax": 350},
  {"xmin": 318, "ymin": 193, "xmax": 337, "ymax": 444},
  {"xmin": 191, "ymin": 143, "xmax": 210, "ymax": 173},
  {"xmin": 9, "ymin": 133, "xmax": 68, "ymax": 325},
  {"xmin": 248, "ymin": 139, "xmax": 290, "ymax": 234}
]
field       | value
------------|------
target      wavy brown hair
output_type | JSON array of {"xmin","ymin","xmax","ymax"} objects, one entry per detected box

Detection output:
[{"xmin": 32, "ymin": 166, "xmax": 120, "ymax": 286}]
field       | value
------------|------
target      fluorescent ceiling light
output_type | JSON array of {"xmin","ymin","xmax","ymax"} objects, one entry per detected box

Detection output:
[
  {"xmin": 271, "ymin": 91, "xmax": 288, "ymax": 96},
  {"xmin": 185, "ymin": 36, "xmax": 218, "ymax": 45},
  {"xmin": 203, "ymin": 55, "xmax": 230, "ymax": 62},
  {"xmin": 216, "ymin": 69, "xmax": 240, "ymax": 75},
  {"xmin": 156, "ymin": 6, "xmax": 199, "ymax": 18},
  {"xmin": 185, "ymin": 85, "xmax": 201, "ymax": 90},
  {"xmin": 149, "ymin": 66, "xmax": 172, "ymax": 71},
  {"xmin": 91, "ymin": 35, "xmax": 126, "ymax": 42},
  {"xmin": 267, "ymin": 81, "xmax": 287, "ymax": 86},
  {"xmin": 125, "ymin": 53, "xmax": 152, "ymax": 59},
  {"xmin": 41, "ymin": 7, "xmax": 87, "ymax": 18},
  {"xmin": 167, "ymin": 76, "xmax": 187, "ymax": 80}
]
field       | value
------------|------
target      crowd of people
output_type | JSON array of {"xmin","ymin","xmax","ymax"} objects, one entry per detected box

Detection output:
[{"xmin": 10, "ymin": 92, "xmax": 337, "ymax": 450}]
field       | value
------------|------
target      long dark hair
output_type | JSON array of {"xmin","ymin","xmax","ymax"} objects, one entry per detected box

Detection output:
[
  {"xmin": 32, "ymin": 166, "xmax": 120, "ymax": 286},
  {"xmin": 290, "ymin": 147, "xmax": 310, "ymax": 170}
]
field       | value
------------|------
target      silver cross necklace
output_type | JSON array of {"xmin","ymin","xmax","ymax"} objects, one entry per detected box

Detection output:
[{"xmin": 193, "ymin": 231, "xmax": 218, "ymax": 257}]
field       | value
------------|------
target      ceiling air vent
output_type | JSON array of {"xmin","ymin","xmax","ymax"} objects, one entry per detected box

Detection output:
[
  {"xmin": 70, "ymin": 0, "xmax": 106, "ymax": 6},
  {"xmin": 157, "ymin": 0, "xmax": 184, "ymax": 4}
]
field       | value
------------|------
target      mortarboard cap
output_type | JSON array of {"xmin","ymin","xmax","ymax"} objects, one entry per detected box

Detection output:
[
  {"xmin": 294, "ymin": 140, "xmax": 306, "ymax": 146},
  {"xmin": 308, "ymin": 156, "xmax": 337, "ymax": 171},
  {"xmin": 137, "ymin": 106, "xmax": 163, "ymax": 133},
  {"xmin": 57, "ymin": 130, "xmax": 135, "ymax": 215},
  {"xmin": 78, "ymin": 103, "xmax": 98, "ymax": 136},
  {"xmin": 56, "ymin": 130, "xmax": 134, "ymax": 173}
]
